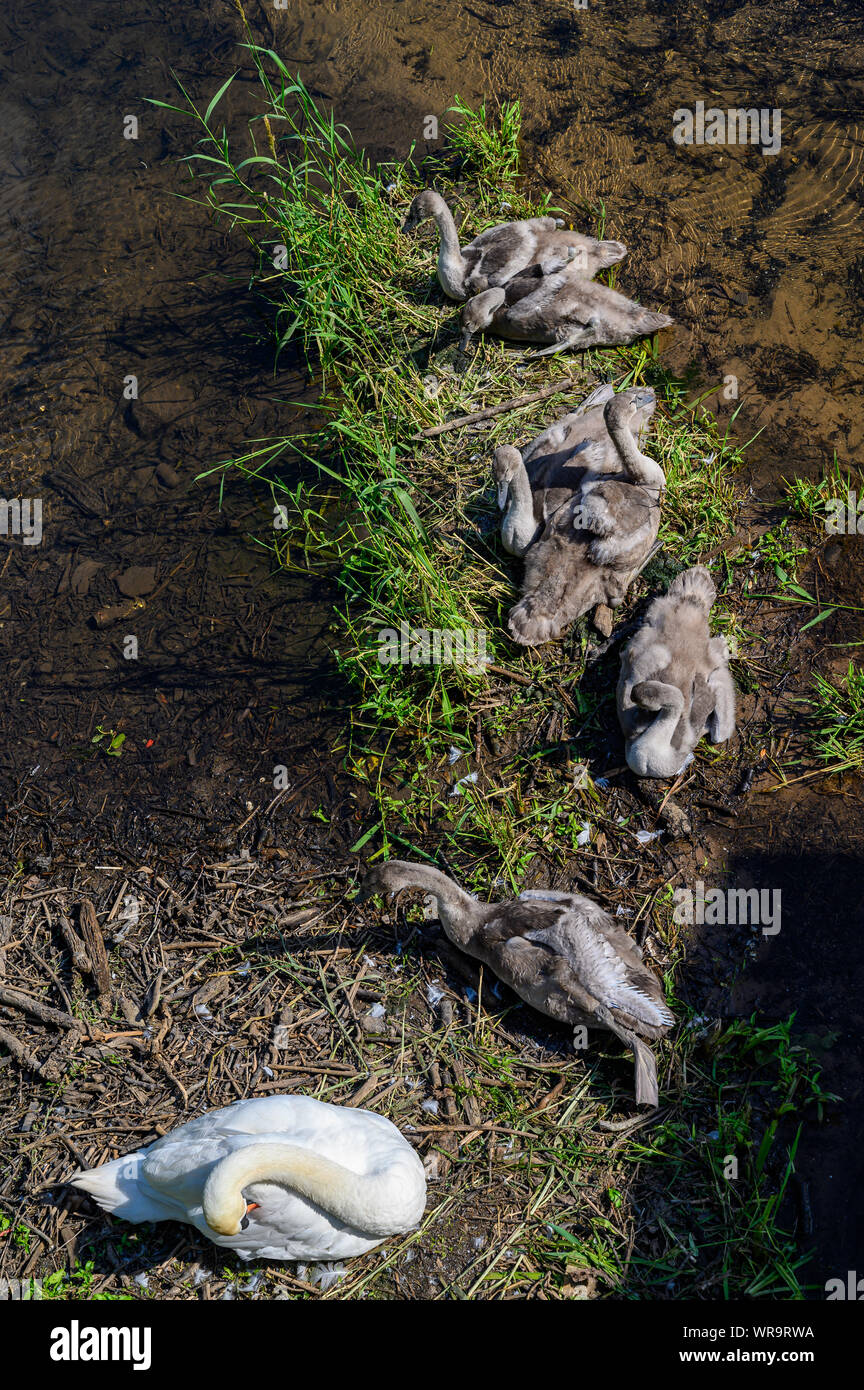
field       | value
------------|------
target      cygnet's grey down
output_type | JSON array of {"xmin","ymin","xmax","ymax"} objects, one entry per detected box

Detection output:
[
  {"xmin": 617, "ymin": 566, "xmax": 737, "ymax": 777},
  {"xmin": 402, "ymin": 189, "xmax": 626, "ymax": 300},
  {"xmin": 495, "ymin": 389, "xmax": 665, "ymax": 644},
  {"xmin": 459, "ymin": 262, "xmax": 674, "ymax": 354}
]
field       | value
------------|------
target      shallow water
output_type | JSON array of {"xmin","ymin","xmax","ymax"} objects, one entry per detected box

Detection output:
[
  {"xmin": 285, "ymin": 0, "xmax": 864, "ymax": 481},
  {"xmin": 0, "ymin": 0, "xmax": 344, "ymax": 856}
]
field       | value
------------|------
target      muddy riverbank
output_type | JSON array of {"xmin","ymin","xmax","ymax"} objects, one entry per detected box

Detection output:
[{"xmin": 282, "ymin": 0, "xmax": 864, "ymax": 482}]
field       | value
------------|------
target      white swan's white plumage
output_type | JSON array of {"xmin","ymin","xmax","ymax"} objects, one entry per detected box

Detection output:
[{"xmin": 69, "ymin": 1095, "xmax": 427, "ymax": 1262}]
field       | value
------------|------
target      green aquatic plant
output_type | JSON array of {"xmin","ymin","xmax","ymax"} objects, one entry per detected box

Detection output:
[
  {"xmin": 803, "ymin": 661, "xmax": 864, "ymax": 771},
  {"xmin": 444, "ymin": 95, "xmax": 522, "ymax": 182},
  {"xmin": 784, "ymin": 456, "xmax": 864, "ymax": 530},
  {"xmin": 756, "ymin": 518, "xmax": 807, "ymax": 584}
]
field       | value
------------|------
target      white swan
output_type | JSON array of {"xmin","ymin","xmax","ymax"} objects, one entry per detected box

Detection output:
[{"xmin": 68, "ymin": 1095, "xmax": 426, "ymax": 1262}]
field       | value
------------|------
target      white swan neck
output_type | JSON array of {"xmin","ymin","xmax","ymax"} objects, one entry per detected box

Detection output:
[{"xmin": 202, "ymin": 1142, "xmax": 410, "ymax": 1238}]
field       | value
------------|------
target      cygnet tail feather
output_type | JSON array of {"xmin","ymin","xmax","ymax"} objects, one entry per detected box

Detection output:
[
  {"xmin": 639, "ymin": 310, "xmax": 674, "ymax": 335},
  {"xmin": 631, "ymin": 1036, "xmax": 660, "ymax": 1107},
  {"xmin": 668, "ymin": 565, "xmax": 716, "ymax": 613}
]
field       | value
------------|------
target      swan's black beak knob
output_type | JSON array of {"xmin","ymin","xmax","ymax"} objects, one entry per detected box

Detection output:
[{"xmin": 240, "ymin": 1202, "xmax": 260, "ymax": 1231}]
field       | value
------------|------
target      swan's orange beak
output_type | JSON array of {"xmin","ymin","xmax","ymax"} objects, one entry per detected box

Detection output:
[{"xmin": 246, "ymin": 1203, "xmax": 260, "ymax": 1213}]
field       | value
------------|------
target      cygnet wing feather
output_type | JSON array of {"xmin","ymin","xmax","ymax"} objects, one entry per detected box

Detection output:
[{"xmin": 522, "ymin": 910, "xmax": 673, "ymax": 1030}]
